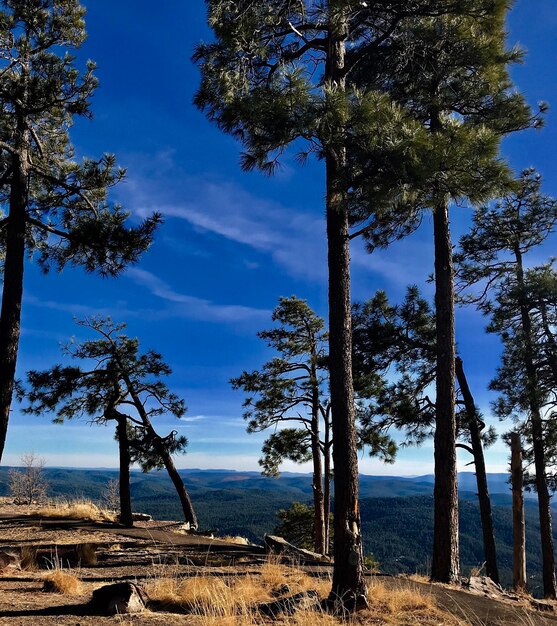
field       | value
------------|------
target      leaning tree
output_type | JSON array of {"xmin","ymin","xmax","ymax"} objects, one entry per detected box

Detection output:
[
  {"xmin": 352, "ymin": 286, "xmax": 500, "ymax": 583},
  {"xmin": 193, "ymin": 0, "xmax": 500, "ymax": 605},
  {"xmin": 21, "ymin": 317, "xmax": 198, "ymax": 529},
  {"xmin": 457, "ymin": 170, "xmax": 557, "ymax": 597},
  {"xmin": 0, "ymin": 0, "xmax": 160, "ymax": 461}
]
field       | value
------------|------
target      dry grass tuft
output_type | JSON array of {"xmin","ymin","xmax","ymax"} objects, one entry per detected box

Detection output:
[
  {"xmin": 147, "ymin": 574, "xmax": 271, "ymax": 616},
  {"xmin": 145, "ymin": 562, "xmax": 471, "ymax": 626},
  {"xmin": 218, "ymin": 535, "xmax": 251, "ymax": 545},
  {"xmin": 20, "ymin": 545, "xmax": 38, "ymax": 571},
  {"xmin": 34, "ymin": 498, "xmax": 115, "ymax": 522},
  {"xmin": 76, "ymin": 542, "xmax": 98, "ymax": 566},
  {"xmin": 42, "ymin": 569, "xmax": 83, "ymax": 595}
]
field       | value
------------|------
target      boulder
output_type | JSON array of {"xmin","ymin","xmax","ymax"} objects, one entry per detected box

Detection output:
[
  {"xmin": 131, "ymin": 512, "xmax": 152, "ymax": 522},
  {"xmin": 91, "ymin": 582, "xmax": 149, "ymax": 615},
  {"xmin": 466, "ymin": 576, "xmax": 507, "ymax": 600}
]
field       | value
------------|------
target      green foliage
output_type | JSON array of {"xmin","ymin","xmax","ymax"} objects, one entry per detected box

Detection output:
[
  {"xmin": 0, "ymin": 0, "xmax": 160, "ymax": 273},
  {"xmin": 457, "ymin": 171, "xmax": 557, "ymax": 442},
  {"xmin": 194, "ymin": 2, "xmax": 508, "ymax": 230},
  {"xmin": 20, "ymin": 317, "xmax": 188, "ymax": 470},
  {"xmin": 259, "ymin": 430, "xmax": 312, "ymax": 478},
  {"xmin": 352, "ymin": 286, "xmax": 496, "ymax": 451},
  {"xmin": 274, "ymin": 502, "xmax": 315, "ymax": 551},
  {"xmin": 274, "ymin": 501, "xmax": 333, "ymax": 551},
  {"xmin": 357, "ymin": 4, "xmax": 538, "ymax": 250}
]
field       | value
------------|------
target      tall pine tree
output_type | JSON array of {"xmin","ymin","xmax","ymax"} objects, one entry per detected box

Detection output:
[
  {"xmin": 0, "ymin": 0, "xmax": 160, "ymax": 461},
  {"xmin": 231, "ymin": 296, "xmax": 332, "ymax": 555},
  {"xmin": 351, "ymin": 4, "xmax": 535, "ymax": 582}
]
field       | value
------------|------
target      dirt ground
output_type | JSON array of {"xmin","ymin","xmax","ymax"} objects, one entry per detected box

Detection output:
[{"xmin": 1, "ymin": 502, "xmax": 556, "ymax": 626}]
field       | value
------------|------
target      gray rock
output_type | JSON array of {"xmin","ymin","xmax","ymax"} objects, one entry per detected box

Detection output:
[
  {"xmin": 91, "ymin": 582, "xmax": 149, "ymax": 615},
  {"xmin": 131, "ymin": 512, "xmax": 152, "ymax": 522}
]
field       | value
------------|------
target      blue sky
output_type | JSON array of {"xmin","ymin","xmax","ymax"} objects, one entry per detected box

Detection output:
[{"xmin": 4, "ymin": 0, "xmax": 557, "ymax": 475}]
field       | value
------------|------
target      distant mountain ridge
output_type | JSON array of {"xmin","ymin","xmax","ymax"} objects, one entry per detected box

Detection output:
[{"xmin": 0, "ymin": 467, "xmax": 518, "ymax": 502}]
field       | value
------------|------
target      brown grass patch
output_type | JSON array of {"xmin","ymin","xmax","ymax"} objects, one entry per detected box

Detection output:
[
  {"xmin": 365, "ymin": 580, "xmax": 466, "ymax": 625},
  {"xmin": 42, "ymin": 570, "xmax": 83, "ymax": 595},
  {"xmin": 34, "ymin": 498, "xmax": 115, "ymax": 522}
]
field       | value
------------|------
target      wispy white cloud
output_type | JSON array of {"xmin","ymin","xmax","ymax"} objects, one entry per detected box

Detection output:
[
  {"xmin": 24, "ymin": 272, "xmax": 270, "ymax": 326},
  {"xmin": 135, "ymin": 185, "xmax": 328, "ymax": 282},
  {"xmin": 180, "ymin": 415, "xmax": 207, "ymax": 423},
  {"xmin": 126, "ymin": 267, "xmax": 270, "ymax": 322},
  {"xmin": 120, "ymin": 152, "xmax": 436, "ymax": 290}
]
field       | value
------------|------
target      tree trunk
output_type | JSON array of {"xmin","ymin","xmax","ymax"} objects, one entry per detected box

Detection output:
[
  {"xmin": 0, "ymin": 116, "xmax": 29, "ymax": 462},
  {"xmin": 154, "ymin": 435, "xmax": 198, "ymax": 529},
  {"xmin": 122, "ymin": 375, "xmax": 198, "ymax": 530},
  {"xmin": 515, "ymin": 247, "xmax": 556, "ymax": 599},
  {"xmin": 311, "ymin": 373, "xmax": 326, "ymax": 555},
  {"xmin": 116, "ymin": 415, "xmax": 133, "ymax": 527},
  {"xmin": 324, "ymin": 6, "xmax": 366, "ymax": 609},
  {"xmin": 455, "ymin": 357, "xmax": 499, "ymax": 584},
  {"xmin": 323, "ymin": 408, "xmax": 332, "ymax": 555},
  {"xmin": 431, "ymin": 196, "xmax": 460, "ymax": 584},
  {"xmin": 326, "ymin": 172, "xmax": 366, "ymax": 609},
  {"xmin": 510, "ymin": 432, "xmax": 527, "ymax": 593}
]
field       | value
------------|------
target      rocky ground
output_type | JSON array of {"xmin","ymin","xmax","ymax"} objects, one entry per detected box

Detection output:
[{"xmin": 0, "ymin": 499, "xmax": 556, "ymax": 626}]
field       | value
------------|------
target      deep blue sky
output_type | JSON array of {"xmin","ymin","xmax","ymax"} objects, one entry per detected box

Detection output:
[{"xmin": 5, "ymin": 1, "xmax": 557, "ymax": 474}]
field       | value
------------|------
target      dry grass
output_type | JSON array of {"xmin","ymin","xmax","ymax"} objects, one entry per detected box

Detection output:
[
  {"xmin": 365, "ymin": 580, "xmax": 467, "ymax": 625},
  {"xmin": 34, "ymin": 498, "xmax": 115, "ymax": 522},
  {"xmin": 144, "ymin": 559, "xmax": 467, "ymax": 626},
  {"xmin": 42, "ymin": 569, "xmax": 83, "ymax": 595},
  {"xmin": 218, "ymin": 535, "xmax": 251, "ymax": 545},
  {"xmin": 145, "ymin": 558, "xmax": 328, "ymax": 618}
]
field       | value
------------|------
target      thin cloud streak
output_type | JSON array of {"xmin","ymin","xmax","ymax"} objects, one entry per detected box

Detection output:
[{"xmin": 126, "ymin": 267, "xmax": 270, "ymax": 322}]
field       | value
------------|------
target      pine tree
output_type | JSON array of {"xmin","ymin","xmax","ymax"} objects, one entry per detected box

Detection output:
[
  {"xmin": 232, "ymin": 297, "xmax": 332, "ymax": 555},
  {"xmin": 0, "ymin": 0, "xmax": 160, "ymax": 461},
  {"xmin": 21, "ymin": 317, "xmax": 197, "ymax": 529},
  {"xmin": 457, "ymin": 169, "xmax": 557, "ymax": 598},
  {"xmin": 194, "ymin": 1, "xmax": 486, "ymax": 605},
  {"xmin": 233, "ymin": 296, "xmax": 396, "ymax": 555},
  {"xmin": 352, "ymin": 4, "xmax": 536, "ymax": 583},
  {"xmin": 352, "ymin": 286, "xmax": 500, "ymax": 582}
]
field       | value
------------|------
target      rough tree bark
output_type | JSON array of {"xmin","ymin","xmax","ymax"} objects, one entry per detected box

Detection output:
[
  {"xmin": 510, "ymin": 432, "xmax": 527, "ymax": 593},
  {"xmin": 325, "ymin": 6, "xmax": 366, "ymax": 607},
  {"xmin": 431, "ymin": 194, "xmax": 460, "ymax": 583},
  {"xmin": 0, "ymin": 111, "xmax": 29, "ymax": 462},
  {"xmin": 153, "ymin": 434, "xmax": 198, "ymax": 530},
  {"xmin": 116, "ymin": 415, "xmax": 133, "ymax": 527},
  {"xmin": 310, "ymin": 362, "xmax": 326, "ymax": 555},
  {"xmin": 323, "ymin": 406, "xmax": 332, "ymax": 554},
  {"xmin": 455, "ymin": 357, "xmax": 499, "ymax": 584}
]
